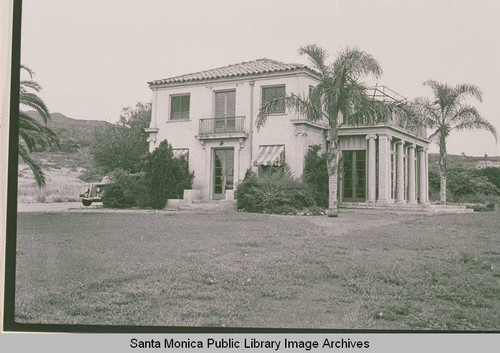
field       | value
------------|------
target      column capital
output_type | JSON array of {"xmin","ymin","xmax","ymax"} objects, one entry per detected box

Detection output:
[
  {"xmin": 366, "ymin": 134, "xmax": 378, "ymax": 140},
  {"xmin": 417, "ymin": 146, "xmax": 428, "ymax": 152},
  {"xmin": 408, "ymin": 143, "xmax": 416, "ymax": 149},
  {"xmin": 395, "ymin": 139, "xmax": 405, "ymax": 146}
]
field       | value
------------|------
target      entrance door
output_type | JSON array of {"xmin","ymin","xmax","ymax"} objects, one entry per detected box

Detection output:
[
  {"xmin": 342, "ymin": 150, "xmax": 366, "ymax": 202},
  {"xmin": 215, "ymin": 91, "xmax": 236, "ymax": 132},
  {"xmin": 213, "ymin": 148, "xmax": 234, "ymax": 200}
]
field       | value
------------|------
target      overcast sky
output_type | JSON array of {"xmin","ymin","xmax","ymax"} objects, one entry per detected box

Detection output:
[{"xmin": 20, "ymin": 0, "xmax": 500, "ymax": 156}]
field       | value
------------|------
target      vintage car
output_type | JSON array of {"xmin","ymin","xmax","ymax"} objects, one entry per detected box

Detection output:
[{"xmin": 79, "ymin": 176, "xmax": 112, "ymax": 206}]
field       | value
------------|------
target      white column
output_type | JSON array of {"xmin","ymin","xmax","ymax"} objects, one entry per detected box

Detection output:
[
  {"xmin": 408, "ymin": 144, "xmax": 417, "ymax": 204},
  {"xmin": 418, "ymin": 147, "xmax": 428, "ymax": 204},
  {"xmin": 366, "ymin": 134, "xmax": 377, "ymax": 205},
  {"xmin": 376, "ymin": 134, "xmax": 391, "ymax": 205},
  {"xmin": 396, "ymin": 140, "xmax": 405, "ymax": 204}
]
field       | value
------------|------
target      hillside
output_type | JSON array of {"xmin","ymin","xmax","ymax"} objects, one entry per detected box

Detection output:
[
  {"xmin": 25, "ymin": 110, "xmax": 111, "ymax": 150},
  {"xmin": 428, "ymin": 153, "xmax": 500, "ymax": 173},
  {"xmin": 18, "ymin": 111, "xmax": 112, "ymax": 202}
]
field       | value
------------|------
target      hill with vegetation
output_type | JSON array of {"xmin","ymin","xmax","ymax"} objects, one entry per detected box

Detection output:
[
  {"xmin": 17, "ymin": 111, "xmax": 112, "ymax": 203},
  {"xmin": 25, "ymin": 110, "xmax": 111, "ymax": 151},
  {"xmin": 428, "ymin": 153, "xmax": 500, "ymax": 173}
]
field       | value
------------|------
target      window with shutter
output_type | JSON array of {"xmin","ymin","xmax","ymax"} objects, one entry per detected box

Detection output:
[
  {"xmin": 170, "ymin": 94, "xmax": 190, "ymax": 120},
  {"xmin": 262, "ymin": 85, "xmax": 286, "ymax": 114},
  {"xmin": 215, "ymin": 91, "xmax": 236, "ymax": 118}
]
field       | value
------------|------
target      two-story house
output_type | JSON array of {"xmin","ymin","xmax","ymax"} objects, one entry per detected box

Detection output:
[{"xmin": 146, "ymin": 58, "xmax": 430, "ymax": 206}]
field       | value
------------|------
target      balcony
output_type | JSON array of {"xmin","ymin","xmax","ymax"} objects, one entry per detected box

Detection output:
[{"xmin": 197, "ymin": 116, "xmax": 248, "ymax": 140}]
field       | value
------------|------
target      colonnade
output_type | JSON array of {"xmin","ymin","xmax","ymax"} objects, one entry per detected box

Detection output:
[{"xmin": 365, "ymin": 134, "xmax": 428, "ymax": 206}]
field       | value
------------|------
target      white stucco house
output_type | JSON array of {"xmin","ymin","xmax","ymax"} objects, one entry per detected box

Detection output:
[{"xmin": 146, "ymin": 58, "xmax": 430, "ymax": 206}]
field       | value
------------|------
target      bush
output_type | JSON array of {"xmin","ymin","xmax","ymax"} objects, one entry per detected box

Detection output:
[
  {"xmin": 102, "ymin": 169, "xmax": 148, "ymax": 209},
  {"xmin": 235, "ymin": 167, "xmax": 320, "ymax": 214},
  {"xmin": 143, "ymin": 140, "xmax": 194, "ymax": 209},
  {"xmin": 471, "ymin": 167, "xmax": 500, "ymax": 189},
  {"xmin": 303, "ymin": 145, "xmax": 329, "ymax": 208},
  {"xmin": 91, "ymin": 102, "xmax": 151, "ymax": 174},
  {"xmin": 446, "ymin": 169, "xmax": 499, "ymax": 197}
]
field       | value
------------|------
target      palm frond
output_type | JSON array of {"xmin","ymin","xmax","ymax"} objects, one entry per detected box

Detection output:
[
  {"xmin": 19, "ymin": 92, "xmax": 51, "ymax": 124},
  {"xmin": 20, "ymin": 64, "xmax": 34, "ymax": 79},
  {"xmin": 20, "ymin": 80, "xmax": 42, "ymax": 92},
  {"xmin": 452, "ymin": 112, "xmax": 498, "ymax": 143},
  {"xmin": 452, "ymin": 83, "xmax": 483, "ymax": 103},
  {"xmin": 413, "ymin": 97, "xmax": 441, "ymax": 128},
  {"xmin": 333, "ymin": 47, "xmax": 383, "ymax": 81},
  {"xmin": 298, "ymin": 44, "xmax": 330, "ymax": 75},
  {"xmin": 18, "ymin": 144, "xmax": 45, "ymax": 187},
  {"xmin": 257, "ymin": 94, "xmax": 323, "ymax": 129}
]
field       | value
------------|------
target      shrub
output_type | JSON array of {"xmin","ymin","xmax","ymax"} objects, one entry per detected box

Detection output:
[
  {"xmin": 428, "ymin": 168, "xmax": 500, "ymax": 203},
  {"xmin": 235, "ymin": 167, "xmax": 320, "ymax": 214},
  {"xmin": 471, "ymin": 167, "xmax": 500, "ymax": 189},
  {"xmin": 102, "ymin": 169, "xmax": 147, "ymax": 209},
  {"xmin": 303, "ymin": 145, "xmax": 329, "ymax": 208},
  {"xmin": 143, "ymin": 140, "xmax": 194, "ymax": 209},
  {"xmin": 446, "ymin": 169, "xmax": 499, "ymax": 197}
]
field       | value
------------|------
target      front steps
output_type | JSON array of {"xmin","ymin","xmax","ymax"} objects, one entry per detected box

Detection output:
[
  {"xmin": 340, "ymin": 202, "xmax": 473, "ymax": 214},
  {"xmin": 165, "ymin": 199, "xmax": 236, "ymax": 212}
]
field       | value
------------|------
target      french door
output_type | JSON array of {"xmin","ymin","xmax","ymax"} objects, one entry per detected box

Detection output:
[
  {"xmin": 342, "ymin": 150, "xmax": 367, "ymax": 202},
  {"xmin": 215, "ymin": 91, "xmax": 236, "ymax": 132},
  {"xmin": 213, "ymin": 148, "xmax": 234, "ymax": 200}
]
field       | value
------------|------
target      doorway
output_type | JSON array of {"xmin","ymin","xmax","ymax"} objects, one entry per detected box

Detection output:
[
  {"xmin": 342, "ymin": 150, "xmax": 366, "ymax": 202},
  {"xmin": 212, "ymin": 148, "xmax": 234, "ymax": 200}
]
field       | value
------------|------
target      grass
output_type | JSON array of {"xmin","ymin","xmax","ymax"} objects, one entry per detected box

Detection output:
[{"xmin": 15, "ymin": 210, "xmax": 500, "ymax": 329}]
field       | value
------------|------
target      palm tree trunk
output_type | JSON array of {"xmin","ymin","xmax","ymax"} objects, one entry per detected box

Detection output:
[
  {"xmin": 438, "ymin": 134, "xmax": 447, "ymax": 204},
  {"xmin": 326, "ymin": 133, "xmax": 340, "ymax": 217}
]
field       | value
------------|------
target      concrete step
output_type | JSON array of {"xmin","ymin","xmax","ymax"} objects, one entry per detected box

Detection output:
[{"xmin": 340, "ymin": 203, "xmax": 474, "ymax": 214}]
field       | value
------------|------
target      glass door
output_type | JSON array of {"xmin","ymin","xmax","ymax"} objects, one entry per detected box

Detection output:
[
  {"xmin": 342, "ymin": 150, "xmax": 366, "ymax": 202},
  {"xmin": 213, "ymin": 148, "xmax": 234, "ymax": 200},
  {"xmin": 215, "ymin": 91, "xmax": 236, "ymax": 132}
]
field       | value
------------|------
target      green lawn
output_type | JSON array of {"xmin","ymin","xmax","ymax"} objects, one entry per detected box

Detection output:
[{"xmin": 15, "ymin": 210, "xmax": 500, "ymax": 330}]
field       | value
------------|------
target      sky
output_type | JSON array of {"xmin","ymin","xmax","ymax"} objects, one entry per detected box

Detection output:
[{"xmin": 20, "ymin": 0, "xmax": 500, "ymax": 156}]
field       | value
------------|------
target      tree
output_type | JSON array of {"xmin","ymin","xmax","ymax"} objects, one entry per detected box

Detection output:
[
  {"xmin": 257, "ymin": 45, "xmax": 415, "ymax": 216},
  {"xmin": 143, "ymin": 140, "xmax": 194, "ymax": 209},
  {"xmin": 91, "ymin": 102, "xmax": 151, "ymax": 174},
  {"xmin": 18, "ymin": 65, "xmax": 59, "ymax": 186},
  {"xmin": 414, "ymin": 81, "xmax": 497, "ymax": 203}
]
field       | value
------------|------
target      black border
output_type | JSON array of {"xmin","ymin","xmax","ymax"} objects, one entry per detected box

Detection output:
[
  {"xmin": 4, "ymin": 0, "xmax": 22, "ymax": 332},
  {"xmin": 3, "ymin": 0, "xmax": 499, "ymax": 334}
]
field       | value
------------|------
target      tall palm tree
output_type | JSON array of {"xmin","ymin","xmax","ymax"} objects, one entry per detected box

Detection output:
[
  {"xmin": 257, "ymin": 45, "xmax": 415, "ymax": 216},
  {"xmin": 19, "ymin": 65, "xmax": 59, "ymax": 186},
  {"xmin": 414, "ymin": 80, "xmax": 497, "ymax": 204}
]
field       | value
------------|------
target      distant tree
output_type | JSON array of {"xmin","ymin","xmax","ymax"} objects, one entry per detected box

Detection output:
[
  {"xmin": 91, "ymin": 102, "xmax": 151, "ymax": 174},
  {"xmin": 414, "ymin": 81, "xmax": 497, "ymax": 203},
  {"xmin": 143, "ymin": 140, "xmax": 194, "ymax": 209},
  {"xmin": 18, "ymin": 65, "xmax": 59, "ymax": 186}
]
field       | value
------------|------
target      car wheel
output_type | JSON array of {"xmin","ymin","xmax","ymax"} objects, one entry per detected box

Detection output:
[{"xmin": 82, "ymin": 199, "xmax": 92, "ymax": 206}]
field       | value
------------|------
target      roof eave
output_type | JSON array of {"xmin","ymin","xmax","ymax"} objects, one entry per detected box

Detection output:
[{"xmin": 147, "ymin": 68, "xmax": 320, "ymax": 89}]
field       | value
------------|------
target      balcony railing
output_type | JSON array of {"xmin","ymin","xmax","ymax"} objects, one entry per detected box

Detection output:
[{"xmin": 199, "ymin": 116, "xmax": 245, "ymax": 135}]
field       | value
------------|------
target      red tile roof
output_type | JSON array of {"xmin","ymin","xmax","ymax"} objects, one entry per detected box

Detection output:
[{"xmin": 148, "ymin": 58, "xmax": 319, "ymax": 86}]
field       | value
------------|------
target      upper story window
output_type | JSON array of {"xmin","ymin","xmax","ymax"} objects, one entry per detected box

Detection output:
[
  {"xmin": 215, "ymin": 90, "xmax": 236, "ymax": 118},
  {"xmin": 309, "ymin": 85, "xmax": 321, "ymax": 109},
  {"xmin": 170, "ymin": 94, "xmax": 190, "ymax": 120},
  {"xmin": 262, "ymin": 85, "xmax": 286, "ymax": 114}
]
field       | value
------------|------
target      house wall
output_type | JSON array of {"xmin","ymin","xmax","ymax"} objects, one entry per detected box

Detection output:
[{"xmin": 149, "ymin": 73, "xmax": 323, "ymax": 200}]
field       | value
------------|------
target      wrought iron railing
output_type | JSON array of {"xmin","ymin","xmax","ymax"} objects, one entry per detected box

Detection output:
[
  {"xmin": 366, "ymin": 84, "xmax": 407, "ymax": 104},
  {"xmin": 199, "ymin": 116, "xmax": 245, "ymax": 135}
]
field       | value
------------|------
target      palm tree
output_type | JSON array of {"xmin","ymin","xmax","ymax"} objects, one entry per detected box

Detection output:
[
  {"xmin": 19, "ymin": 65, "xmax": 59, "ymax": 186},
  {"xmin": 414, "ymin": 80, "xmax": 497, "ymax": 204},
  {"xmin": 257, "ymin": 45, "xmax": 415, "ymax": 216}
]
